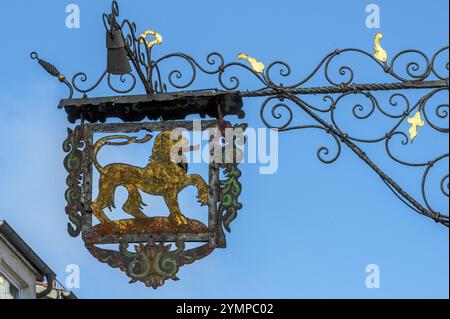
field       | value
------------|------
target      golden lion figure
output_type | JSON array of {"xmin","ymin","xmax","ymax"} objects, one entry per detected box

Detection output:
[{"xmin": 91, "ymin": 131, "xmax": 209, "ymax": 226}]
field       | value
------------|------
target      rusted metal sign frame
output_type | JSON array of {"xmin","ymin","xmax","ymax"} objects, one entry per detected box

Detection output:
[
  {"xmin": 63, "ymin": 119, "xmax": 247, "ymax": 288},
  {"xmin": 77, "ymin": 120, "xmax": 227, "ymax": 248}
]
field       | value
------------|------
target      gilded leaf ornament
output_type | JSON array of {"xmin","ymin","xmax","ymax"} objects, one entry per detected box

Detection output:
[
  {"xmin": 407, "ymin": 111, "xmax": 425, "ymax": 142},
  {"xmin": 237, "ymin": 53, "xmax": 265, "ymax": 74},
  {"xmin": 374, "ymin": 32, "xmax": 387, "ymax": 63},
  {"xmin": 140, "ymin": 30, "xmax": 163, "ymax": 49}
]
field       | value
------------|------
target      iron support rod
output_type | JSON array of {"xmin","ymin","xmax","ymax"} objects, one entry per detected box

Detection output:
[
  {"xmin": 239, "ymin": 79, "xmax": 448, "ymax": 98},
  {"xmin": 124, "ymin": 45, "xmax": 152, "ymax": 94}
]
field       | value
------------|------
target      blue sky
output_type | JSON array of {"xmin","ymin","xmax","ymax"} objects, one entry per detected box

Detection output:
[{"xmin": 0, "ymin": 0, "xmax": 448, "ymax": 298}]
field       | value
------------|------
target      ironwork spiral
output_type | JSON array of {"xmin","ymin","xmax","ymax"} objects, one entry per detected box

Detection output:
[{"xmin": 250, "ymin": 48, "xmax": 448, "ymax": 226}]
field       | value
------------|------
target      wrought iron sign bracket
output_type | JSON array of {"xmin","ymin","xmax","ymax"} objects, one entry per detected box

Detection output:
[{"xmin": 32, "ymin": 0, "xmax": 448, "ymax": 288}]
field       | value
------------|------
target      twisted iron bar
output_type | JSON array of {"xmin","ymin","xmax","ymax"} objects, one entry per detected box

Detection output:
[{"xmin": 239, "ymin": 80, "xmax": 448, "ymax": 97}]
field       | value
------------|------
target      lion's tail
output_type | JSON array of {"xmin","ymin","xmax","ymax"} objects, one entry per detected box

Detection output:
[{"xmin": 93, "ymin": 134, "xmax": 153, "ymax": 173}]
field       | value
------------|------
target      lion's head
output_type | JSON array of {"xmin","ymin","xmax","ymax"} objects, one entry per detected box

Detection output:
[{"xmin": 151, "ymin": 131, "xmax": 198, "ymax": 168}]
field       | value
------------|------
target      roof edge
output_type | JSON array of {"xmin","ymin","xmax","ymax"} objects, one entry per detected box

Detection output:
[{"xmin": 0, "ymin": 220, "xmax": 57, "ymax": 281}]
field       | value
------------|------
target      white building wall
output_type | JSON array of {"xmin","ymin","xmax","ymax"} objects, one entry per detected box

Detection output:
[{"xmin": 0, "ymin": 236, "xmax": 38, "ymax": 299}]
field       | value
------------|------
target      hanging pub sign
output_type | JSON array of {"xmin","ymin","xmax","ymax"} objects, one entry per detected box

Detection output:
[
  {"xmin": 32, "ymin": 0, "xmax": 248, "ymax": 288},
  {"xmin": 32, "ymin": 0, "xmax": 448, "ymax": 289},
  {"xmin": 64, "ymin": 120, "xmax": 246, "ymax": 288}
]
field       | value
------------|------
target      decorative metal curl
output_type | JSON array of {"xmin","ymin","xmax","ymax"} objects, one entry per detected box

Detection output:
[
  {"xmin": 86, "ymin": 241, "xmax": 214, "ymax": 289},
  {"xmin": 421, "ymin": 155, "xmax": 449, "ymax": 216},
  {"xmin": 260, "ymin": 95, "xmax": 342, "ymax": 164},
  {"xmin": 70, "ymin": 71, "xmax": 137, "ymax": 97}
]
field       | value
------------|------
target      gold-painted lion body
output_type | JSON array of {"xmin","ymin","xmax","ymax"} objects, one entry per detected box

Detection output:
[{"xmin": 91, "ymin": 131, "xmax": 208, "ymax": 225}]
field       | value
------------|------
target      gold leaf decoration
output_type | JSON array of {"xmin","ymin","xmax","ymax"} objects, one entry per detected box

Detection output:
[
  {"xmin": 407, "ymin": 111, "xmax": 425, "ymax": 142},
  {"xmin": 237, "ymin": 53, "xmax": 265, "ymax": 74},
  {"xmin": 374, "ymin": 32, "xmax": 387, "ymax": 63},
  {"xmin": 139, "ymin": 30, "xmax": 163, "ymax": 49}
]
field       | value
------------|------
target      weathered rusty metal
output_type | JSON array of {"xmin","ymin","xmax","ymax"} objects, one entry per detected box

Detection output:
[
  {"xmin": 63, "ymin": 120, "xmax": 245, "ymax": 287},
  {"xmin": 86, "ymin": 241, "xmax": 214, "ymax": 289},
  {"xmin": 219, "ymin": 123, "xmax": 247, "ymax": 233},
  {"xmin": 58, "ymin": 91, "xmax": 244, "ymax": 124},
  {"xmin": 63, "ymin": 126, "xmax": 84, "ymax": 237}
]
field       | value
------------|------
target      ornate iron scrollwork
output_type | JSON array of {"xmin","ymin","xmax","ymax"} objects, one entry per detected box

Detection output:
[
  {"xmin": 219, "ymin": 123, "xmax": 247, "ymax": 233},
  {"xmin": 29, "ymin": 0, "xmax": 447, "ymax": 292},
  {"xmin": 63, "ymin": 127, "xmax": 85, "ymax": 237},
  {"xmin": 86, "ymin": 242, "xmax": 214, "ymax": 289},
  {"xmin": 36, "ymin": 0, "xmax": 447, "ymax": 228}
]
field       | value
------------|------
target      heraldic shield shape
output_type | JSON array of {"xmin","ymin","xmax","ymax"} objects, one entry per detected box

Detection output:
[{"xmin": 63, "ymin": 120, "xmax": 246, "ymax": 288}]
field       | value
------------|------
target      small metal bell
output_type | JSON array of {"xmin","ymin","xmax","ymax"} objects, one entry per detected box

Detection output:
[{"xmin": 106, "ymin": 30, "xmax": 132, "ymax": 75}]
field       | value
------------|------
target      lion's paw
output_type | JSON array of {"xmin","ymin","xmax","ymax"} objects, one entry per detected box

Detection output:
[
  {"xmin": 197, "ymin": 191, "xmax": 209, "ymax": 206},
  {"xmin": 170, "ymin": 214, "xmax": 188, "ymax": 226}
]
